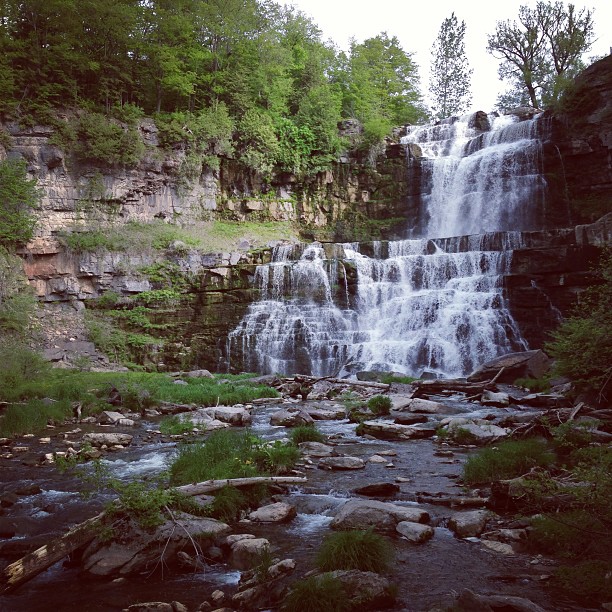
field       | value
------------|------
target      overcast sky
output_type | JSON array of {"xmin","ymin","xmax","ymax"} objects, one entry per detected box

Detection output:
[{"xmin": 286, "ymin": 0, "xmax": 611, "ymax": 114}]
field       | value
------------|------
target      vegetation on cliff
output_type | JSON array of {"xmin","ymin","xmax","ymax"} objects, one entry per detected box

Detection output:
[{"xmin": 0, "ymin": 0, "xmax": 426, "ymax": 177}]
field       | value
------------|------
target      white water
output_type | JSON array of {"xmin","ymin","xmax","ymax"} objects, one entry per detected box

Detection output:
[{"xmin": 228, "ymin": 112, "xmax": 544, "ymax": 378}]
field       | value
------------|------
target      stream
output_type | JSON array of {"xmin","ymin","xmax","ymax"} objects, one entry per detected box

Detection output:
[{"xmin": 0, "ymin": 390, "xmax": 589, "ymax": 612}]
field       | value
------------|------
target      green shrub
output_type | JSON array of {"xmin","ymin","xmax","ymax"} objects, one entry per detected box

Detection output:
[
  {"xmin": 551, "ymin": 421, "xmax": 595, "ymax": 456},
  {"xmin": 252, "ymin": 440, "xmax": 300, "ymax": 475},
  {"xmin": 367, "ymin": 395, "xmax": 392, "ymax": 415},
  {"xmin": 546, "ymin": 250, "xmax": 612, "ymax": 402},
  {"xmin": 530, "ymin": 511, "xmax": 610, "ymax": 559},
  {"xmin": 0, "ymin": 158, "xmax": 40, "ymax": 247},
  {"xmin": 0, "ymin": 398, "xmax": 72, "ymax": 436},
  {"xmin": 73, "ymin": 112, "xmax": 145, "ymax": 166},
  {"xmin": 159, "ymin": 415, "xmax": 194, "ymax": 435},
  {"xmin": 513, "ymin": 377, "xmax": 551, "ymax": 392},
  {"xmin": 282, "ymin": 574, "xmax": 351, "ymax": 612},
  {"xmin": 340, "ymin": 391, "xmax": 366, "ymax": 411},
  {"xmin": 553, "ymin": 560, "xmax": 612, "ymax": 602},
  {"xmin": 463, "ymin": 438, "xmax": 555, "ymax": 484},
  {"xmin": 0, "ymin": 342, "xmax": 50, "ymax": 397},
  {"xmin": 379, "ymin": 374, "xmax": 417, "ymax": 384},
  {"xmin": 316, "ymin": 529, "xmax": 392, "ymax": 573},
  {"xmin": 109, "ymin": 479, "xmax": 176, "ymax": 530},
  {"xmin": 290, "ymin": 425, "xmax": 325, "ymax": 445}
]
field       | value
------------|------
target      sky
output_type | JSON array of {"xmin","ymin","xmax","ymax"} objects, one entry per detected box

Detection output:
[{"xmin": 287, "ymin": 0, "xmax": 611, "ymax": 114}]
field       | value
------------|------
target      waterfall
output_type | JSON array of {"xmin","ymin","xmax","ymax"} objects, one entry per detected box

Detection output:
[{"xmin": 228, "ymin": 112, "xmax": 544, "ymax": 378}]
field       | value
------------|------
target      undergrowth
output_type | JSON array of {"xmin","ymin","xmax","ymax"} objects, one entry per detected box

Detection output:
[{"xmin": 316, "ymin": 529, "xmax": 392, "ymax": 573}]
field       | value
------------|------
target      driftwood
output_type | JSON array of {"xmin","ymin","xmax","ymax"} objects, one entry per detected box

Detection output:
[
  {"xmin": 0, "ymin": 475, "xmax": 307, "ymax": 595},
  {"xmin": 415, "ymin": 493, "xmax": 489, "ymax": 508},
  {"xmin": 286, "ymin": 375, "xmax": 390, "ymax": 391},
  {"xmin": 411, "ymin": 367, "xmax": 505, "ymax": 399}
]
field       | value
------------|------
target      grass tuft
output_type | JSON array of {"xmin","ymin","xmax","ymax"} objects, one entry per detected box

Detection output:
[
  {"xmin": 463, "ymin": 438, "xmax": 555, "ymax": 484},
  {"xmin": 282, "ymin": 574, "xmax": 350, "ymax": 612},
  {"xmin": 290, "ymin": 424, "xmax": 325, "ymax": 445},
  {"xmin": 316, "ymin": 529, "xmax": 392, "ymax": 573}
]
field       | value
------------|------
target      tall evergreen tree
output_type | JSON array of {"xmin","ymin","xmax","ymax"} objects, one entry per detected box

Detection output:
[{"xmin": 429, "ymin": 13, "xmax": 472, "ymax": 120}]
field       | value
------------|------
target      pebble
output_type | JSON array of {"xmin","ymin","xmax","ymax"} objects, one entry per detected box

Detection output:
[
  {"xmin": 395, "ymin": 477, "xmax": 411, "ymax": 483},
  {"xmin": 385, "ymin": 463, "xmax": 395, "ymax": 468}
]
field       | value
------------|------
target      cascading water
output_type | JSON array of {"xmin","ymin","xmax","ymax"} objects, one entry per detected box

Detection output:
[{"xmin": 228, "ymin": 112, "xmax": 546, "ymax": 378}]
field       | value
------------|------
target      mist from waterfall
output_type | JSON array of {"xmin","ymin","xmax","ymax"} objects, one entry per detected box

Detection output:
[{"xmin": 228, "ymin": 112, "xmax": 542, "ymax": 378}]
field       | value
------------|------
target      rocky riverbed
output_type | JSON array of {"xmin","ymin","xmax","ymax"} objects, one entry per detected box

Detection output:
[{"xmin": 0, "ymin": 375, "xmax": 604, "ymax": 611}]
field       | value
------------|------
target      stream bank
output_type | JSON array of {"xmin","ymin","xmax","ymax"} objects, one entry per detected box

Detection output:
[{"xmin": 2, "ymin": 375, "xmax": 599, "ymax": 612}]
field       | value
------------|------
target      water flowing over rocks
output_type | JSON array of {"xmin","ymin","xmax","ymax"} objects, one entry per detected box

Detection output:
[{"xmin": 329, "ymin": 499, "xmax": 429, "ymax": 532}]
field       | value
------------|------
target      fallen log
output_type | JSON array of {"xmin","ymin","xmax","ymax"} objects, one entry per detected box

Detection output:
[
  {"xmin": 0, "ymin": 475, "xmax": 307, "ymax": 595},
  {"xmin": 411, "ymin": 368, "xmax": 504, "ymax": 399},
  {"xmin": 285, "ymin": 376, "xmax": 390, "ymax": 391},
  {"xmin": 415, "ymin": 493, "xmax": 489, "ymax": 508}
]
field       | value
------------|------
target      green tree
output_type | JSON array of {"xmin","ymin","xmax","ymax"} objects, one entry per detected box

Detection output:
[
  {"xmin": 341, "ymin": 33, "xmax": 426, "ymax": 128},
  {"xmin": 487, "ymin": 1, "xmax": 595, "ymax": 109},
  {"xmin": 0, "ymin": 158, "xmax": 39, "ymax": 247},
  {"xmin": 546, "ymin": 250, "xmax": 611, "ymax": 403},
  {"xmin": 429, "ymin": 13, "xmax": 472, "ymax": 120}
]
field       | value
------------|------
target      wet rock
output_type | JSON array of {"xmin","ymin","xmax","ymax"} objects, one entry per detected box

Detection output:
[
  {"xmin": 354, "ymin": 483, "xmax": 400, "ymax": 497},
  {"xmin": 248, "ymin": 502, "xmax": 296, "ymax": 523},
  {"xmin": 0, "ymin": 492, "xmax": 19, "ymax": 507},
  {"xmin": 330, "ymin": 499, "xmax": 429, "ymax": 532},
  {"xmin": 448, "ymin": 510, "xmax": 489, "ymax": 538},
  {"xmin": 392, "ymin": 397, "xmax": 446, "ymax": 413},
  {"xmin": 202, "ymin": 406, "xmax": 251, "ymax": 426},
  {"xmin": 0, "ymin": 517, "xmax": 17, "ymax": 537},
  {"xmin": 83, "ymin": 515, "xmax": 230, "ymax": 576},
  {"xmin": 225, "ymin": 533, "xmax": 256, "ymax": 546},
  {"xmin": 184, "ymin": 369, "xmax": 214, "ymax": 379},
  {"xmin": 270, "ymin": 408, "xmax": 314, "ymax": 427},
  {"xmin": 98, "ymin": 411, "xmax": 126, "ymax": 425},
  {"xmin": 467, "ymin": 350, "xmax": 552, "ymax": 383},
  {"xmin": 444, "ymin": 420, "xmax": 508, "ymax": 445},
  {"xmin": 359, "ymin": 420, "xmax": 436, "ymax": 440},
  {"xmin": 230, "ymin": 537, "xmax": 270, "ymax": 570},
  {"xmin": 14, "ymin": 483, "xmax": 41, "ymax": 496},
  {"xmin": 480, "ymin": 390, "xmax": 509, "ymax": 407},
  {"xmin": 328, "ymin": 570, "xmax": 396, "ymax": 609},
  {"xmin": 305, "ymin": 406, "xmax": 346, "ymax": 420},
  {"xmin": 392, "ymin": 412, "xmax": 428, "ymax": 425},
  {"xmin": 82, "ymin": 433, "xmax": 133, "ymax": 447},
  {"xmin": 298, "ymin": 441, "xmax": 334, "ymax": 457},
  {"xmin": 125, "ymin": 603, "xmax": 174, "ymax": 612},
  {"xmin": 456, "ymin": 589, "xmax": 546, "ymax": 612},
  {"xmin": 396, "ymin": 521, "xmax": 435, "ymax": 543},
  {"xmin": 318, "ymin": 456, "xmax": 365, "ymax": 470},
  {"xmin": 519, "ymin": 393, "xmax": 568, "ymax": 408},
  {"xmin": 481, "ymin": 540, "xmax": 516, "ymax": 555}
]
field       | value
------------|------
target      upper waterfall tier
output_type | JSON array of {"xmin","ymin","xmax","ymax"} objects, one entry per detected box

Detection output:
[{"xmin": 403, "ymin": 112, "xmax": 549, "ymax": 238}]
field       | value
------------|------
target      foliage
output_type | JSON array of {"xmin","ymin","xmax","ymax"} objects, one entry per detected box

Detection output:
[
  {"xmin": 0, "ymin": 398, "xmax": 71, "ymax": 436},
  {"xmin": 367, "ymin": 395, "xmax": 392, "ymax": 416},
  {"xmin": 487, "ymin": 1, "xmax": 595, "ymax": 109},
  {"xmin": 550, "ymin": 420, "xmax": 595, "ymax": 456},
  {"xmin": 0, "ymin": 341, "xmax": 50, "ymax": 395},
  {"xmin": 553, "ymin": 561, "xmax": 612, "ymax": 602},
  {"xmin": 429, "ymin": 12, "xmax": 472, "ymax": 120},
  {"xmin": 252, "ymin": 439, "xmax": 300, "ymax": 474},
  {"xmin": 236, "ymin": 109, "xmax": 280, "ymax": 177},
  {"xmin": 0, "ymin": 158, "xmax": 40, "ymax": 248},
  {"xmin": 340, "ymin": 391, "xmax": 366, "ymax": 411},
  {"xmin": 316, "ymin": 529, "xmax": 392, "ymax": 573},
  {"xmin": 71, "ymin": 112, "xmax": 145, "ymax": 167},
  {"xmin": 282, "ymin": 574, "xmax": 351, "ymax": 612},
  {"xmin": 462, "ymin": 438, "xmax": 555, "ymax": 484},
  {"xmin": 513, "ymin": 376, "xmax": 551, "ymax": 392},
  {"xmin": 379, "ymin": 374, "xmax": 417, "ymax": 384},
  {"xmin": 290, "ymin": 424, "xmax": 325, "ymax": 445},
  {"xmin": 159, "ymin": 415, "xmax": 195, "ymax": 435},
  {"xmin": 545, "ymin": 250, "xmax": 612, "ymax": 402}
]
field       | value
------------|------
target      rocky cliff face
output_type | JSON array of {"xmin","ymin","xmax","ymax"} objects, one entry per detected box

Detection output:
[{"xmin": 2, "ymin": 56, "xmax": 611, "ymax": 372}]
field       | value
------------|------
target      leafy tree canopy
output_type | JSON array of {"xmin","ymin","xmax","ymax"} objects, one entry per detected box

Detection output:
[{"xmin": 487, "ymin": 1, "xmax": 595, "ymax": 110}]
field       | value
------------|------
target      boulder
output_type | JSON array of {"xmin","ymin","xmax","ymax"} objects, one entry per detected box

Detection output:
[
  {"xmin": 444, "ymin": 420, "xmax": 508, "ymax": 445},
  {"xmin": 396, "ymin": 521, "xmax": 435, "ymax": 543},
  {"xmin": 480, "ymin": 390, "xmax": 509, "ymax": 408},
  {"xmin": 392, "ymin": 412, "xmax": 428, "ymax": 425},
  {"xmin": 456, "ymin": 589, "xmax": 546, "ymax": 612},
  {"xmin": 467, "ymin": 350, "xmax": 552, "ymax": 383},
  {"xmin": 82, "ymin": 433, "xmax": 133, "ymax": 447},
  {"xmin": 448, "ymin": 510, "xmax": 489, "ymax": 538},
  {"xmin": 98, "ymin": 411, "xmax": 125, "ymax": 425},
  {"xmin": 229, "ymin": 537, "xmax": 270, "ymax": 570},
  {"xmin": 319, "ymin": 456, "xmax": 365, "ymax": 470},
  {"xmin": 203, "ymin": 406, "xmax": 251, "ymax": 426},
  {"xmin": 270, "ymin": 408, "xmax": 314, "ymax": 427},
  {"xmin": 391, "ymin": 397, "xmax": 446, "ymax": 413},
  {"xmin": 328, "ymin": 570, "xmax": 396, "ymax": 609},
  {"xmin": 354, "ymin": 483, "xmax": 400, "ymax": 497},
  {"xmin": 184, "ymin": 369, "xmax": 214, "ymax": 379},
  {"xmin": 248, "ymin": 502, "xmax": 296, "ymax": 523},
  {"xmin": 359, "ymin": 420, "xmax": 436, "ymax": 440},
  {"xmin": 298, "ymin": 441, "xmax": 334, "ymax": 457},
  {"xmin": 82, "ymin": 515, "xmax": 230, "ymax": 576},
  {"xmin": 305, "ymin": 406, "xmax": 346, "ymax": 420},
  {"xmin": 330, "ymin": 499, "xmax": 429, "ymax": 532}
]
